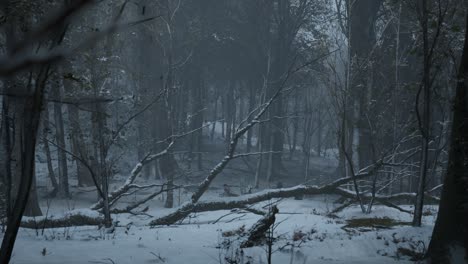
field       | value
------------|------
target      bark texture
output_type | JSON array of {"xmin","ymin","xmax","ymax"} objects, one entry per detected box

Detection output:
[{"xmin": 426, "ymin": 11, "xmax": 468, "ymax": 264}]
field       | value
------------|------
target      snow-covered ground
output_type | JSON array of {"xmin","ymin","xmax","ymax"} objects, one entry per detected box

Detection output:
[
  {"xmin": 10, "ymin": 192, "xmax": 436, "ymax": 264},
  {"xmin": 5, "ymin": 123, "xmax": 437, "ymax": 264}
]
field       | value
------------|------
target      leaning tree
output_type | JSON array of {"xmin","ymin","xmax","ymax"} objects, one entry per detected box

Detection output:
[{"xmin": 425, "ymin": 9, "xmax": 468, "ymax": 264}]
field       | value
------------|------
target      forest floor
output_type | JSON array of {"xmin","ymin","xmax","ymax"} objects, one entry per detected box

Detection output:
[
  {"xmin": 10, "ymin": 188, "xmax": 436, "ymax": 264},
  {"xmin": 7, "ymin": 124, "xmax": 436, "ymax": 263}
]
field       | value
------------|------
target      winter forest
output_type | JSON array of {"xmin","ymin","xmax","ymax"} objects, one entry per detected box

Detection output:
[{"xmin": 0, "ymin": 0, "xmax": 468, "ymax": 263}]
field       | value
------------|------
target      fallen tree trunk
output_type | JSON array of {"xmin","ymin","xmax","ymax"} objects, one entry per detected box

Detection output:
[
  {"xmin": 149, "ymin": 174, "xmax": 440, "ymax": 226},
  {"xmin": 148, "ymin": 87, "xmax": 285, "ymax": 225},
  {"xmin": 240, "ymin": 205, "xmax": 278, "ymax": 248},
  {"xmin": 17, "ymin": 182, "xmax": 440, "ymax": 229},
  {"xmin": 110, "ymin": 184, "xmax": 182, "ymax": 214},
  {"xmin": 20, "ymin": 210, "xmax": 104, "ymax": 229},
  {"xmin": 335, "ymin": 188, "xmax": 440, "ymax": 205},
  {"xmin": 149, "ymin": 174, "xmax": 370, "ymax": 226},
  {"xmin": 333, "ymin": 188, "xmax": 413, "ymax": 214}
]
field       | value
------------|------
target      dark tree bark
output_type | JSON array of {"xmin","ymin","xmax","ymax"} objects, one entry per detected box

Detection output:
[
  {"xmin": 52, "ymin": 74, "xmax": 70, "ymax": 198},
  {"xmin": 1, "ymin": 94, "xmax": 13, "ymax": 219},
  {"xmin": 347, "ymin": 0, "xmax": 383, "ymax": 170},
  {"xmin": 316, "ymin": 110, "xmax": 323, "ymax": 157},
  {"xmin": 426, "ymin": 11, "xmax": 468, "ymax": 263},
  {"xmin": 246, "ymin": 80, "xmax": 256, "ymax": 153},
  {"xmin": 88, "ymin": 48, "xmax": 111, "ymax": 228},
  {"xmin": 41, "ymin": 106, "xmax": 59, "ymax": 195},
  {"xmin": 210, "ymin": 94, "xmax": 218, "ymax": 141},
  {"xmin": 240, "ymin": 205, "xmax": 279, "ymax": 248},
  {"xmin": 267, "ymin": 0, "xmax": 289, "ymax": 180},
  {"xmin": 11, "ymin": 97, "xmax": 43, "ymax": 217},
  {"xmin": 62, "ymin": 60, "xmax": 94, "ymax": 187},
  {"xmin": 225, "ymin": 81, "xmax": 234, "ymax": 146},
  {"xmin": 189, "ymin": 67, "xmax": 204, "ymax": 170},
  {"xmin": 159, "ymin": 72, "xmax": 178, "ymax": 209},
  {"xmin": 413, "ymin": 0, "xmax": 430, "ymax": 227},
  {"xmin": 67, "ymin": 104, "xmax": 94, "ymax": 186},
  {"xmin": 0, "ymin": 66, "xmax": 48, "ymax": 264}
]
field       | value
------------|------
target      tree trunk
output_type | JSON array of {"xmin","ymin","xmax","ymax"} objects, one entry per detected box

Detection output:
[
  {"xmin": 426, "ymin": 11, "xmax": 468, "ymax": 263},
  {"xmin": 67, "ymin": 104, "xmax": 94, "ymax": 186},
  {"xmin": 254, "ymin": 123, "xmax": 264, "ymax": 188},
  {"xmin": 289, "ymin": 90, "xmax": 299, "ymax": 160},
  {"xmin": 42, "ymin": 105, "xmax": 58, "ymax": 195},
  {"xmin": 149, "ymin": 172, "xmax": 421, "ymax": 226},
  {"xmin": 316, "ymin": 111, "xmax": 323, "ymax": 157},
  {"xmin": 266, "ymin": 134, "xmax": 275, "ymax": 183},
  {"xmin": 11, "ymin": 96, "xmax": 43, "ymax": 218},
  {"xmin": 225, "ymin": 81, "xmax": 234, "ymax": 146},
  {"xmin": 412, "ymin": 0, "xmax": 431, "ymax": 227},
  {"xmin": 1, "ymin": 94, "xmax": 13, "ymax": 219},
  {"xmin": 188, "ymin": 67, "xmax": 204, "ymax": 170},
  {"xmin": 159, "ymin": 77, "xmax": 178, "ymax": 209},
  {"xmin": 0, "ymin": 66, "xmax": 48, "ymax": 263},
  {"xmin": 246, "ymin": 82, "xmax": 255, "ymax": 153},
  {"xmin": 88, "ymin": 42, "xmax": 111, "ymax": 227},
  {"xmin": 62, "ymin": 63, "xmax": 94, "ymax": 187},
  {"xmin": 348, "ymin": 0, "xmax": 383, "ymax": 170},
  {"xmin": 210, "ymin": 95, "xmax": 218, "ymax": 141},
  {"xmin": 97, "ymin": 106, "xmax": 111, "ymax": 228},
  {"xmin": 240, "ymin": 206, "xmax": 278, "ymax": 248},
  {"xmin": 53, "ymin": 76, "xmax": 69, "ymax": 198}
]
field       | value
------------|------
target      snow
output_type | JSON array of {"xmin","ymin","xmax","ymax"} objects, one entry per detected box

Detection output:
[
  {"xmin": 8, "ymin": 121, "xmax": 437, "ymax": 263},
  {"xmin": 22, "ymin": 209, "xmax": 101, "ymax": 223},
  {"xmin": 8, "ymin": 193, "xmax": 436, "ymax": 264}
]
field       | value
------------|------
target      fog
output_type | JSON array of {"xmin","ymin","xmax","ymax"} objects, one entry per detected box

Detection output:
[{"xmin": 1, "ymin": 0, "xmax": 467, "ymax": 263}]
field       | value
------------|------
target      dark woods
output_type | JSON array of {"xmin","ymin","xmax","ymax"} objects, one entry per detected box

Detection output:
[{"xmin": 0, "ymin": 0, "xmax": 467, "ymax": 263}]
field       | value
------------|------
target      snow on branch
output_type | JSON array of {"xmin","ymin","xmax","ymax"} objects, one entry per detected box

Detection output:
[
  {"xmin": 90, "ymin": 141, "xmax": 174, "ymax": 210},
  {"xmin": 149, "ymin": 174, "xmax": 369, "ymax": 226},
  {"xmin": 190, "ymin": 82, "xmax": 285, "ymax": 204},
  {"xmin": 21, "ymin": 209, "xmax": 103, "ymax": 229},
  {"xmin": 91, "ymin": 124, "xmax": 209, "ymax": 211},
  {"xmin": 149, "ymin": 172, "xmax": 441, "ymax": 226}
]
